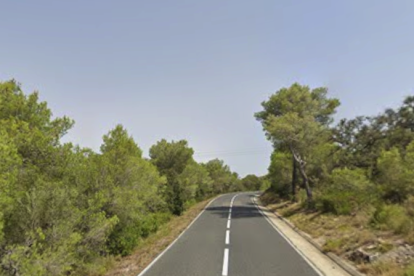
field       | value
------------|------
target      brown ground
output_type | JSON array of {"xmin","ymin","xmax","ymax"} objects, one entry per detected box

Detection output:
[{"xmin": 103, "ymin": 198, "xmax": 213, "ymax": 276}]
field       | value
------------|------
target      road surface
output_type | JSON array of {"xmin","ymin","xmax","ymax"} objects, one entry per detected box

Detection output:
[{"xmin": 139, "ymin": 192, "xmax": 321, "ymax": 276}]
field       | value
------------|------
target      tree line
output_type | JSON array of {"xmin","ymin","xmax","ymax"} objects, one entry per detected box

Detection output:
[
  {"xmin": 256, "ymin": 83, "xmax": 414, "ymax": 239},
  {"xmin": 0, "ymin": 80, "xmax": 262, "ymax": 275}
]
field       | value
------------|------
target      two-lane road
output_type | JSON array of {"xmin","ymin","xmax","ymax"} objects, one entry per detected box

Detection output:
[{"xmin": 140, "ymin": 193, "xmax": 321, "ymax": 276}]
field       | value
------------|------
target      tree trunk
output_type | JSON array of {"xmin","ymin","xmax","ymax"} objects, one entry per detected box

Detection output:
[
  {"xmin": 291, "ymin": 156, "xmax": 297, "ymax": 201},
  {"xmin": 289, "ymin": 146, "xmax": 313, "ymax": 203},
  {"xmin": 298, "ymin": 161, "xmax": 312, "ymax": 202}
]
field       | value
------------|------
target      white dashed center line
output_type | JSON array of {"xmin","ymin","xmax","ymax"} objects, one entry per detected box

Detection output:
[
  {"xmin": 222, "ymin": 194, "xmax": 239, "ymax": 276},
  {"xmin": 225, "ymin": 230, "xmax": 230, "ymax": 245},
  {"xmin": 222, "ymin": 248, "xmax": 229, "ymax": 276}
]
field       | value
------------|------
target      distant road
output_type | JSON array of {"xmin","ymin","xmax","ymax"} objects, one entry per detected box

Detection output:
[{"xmin": 139, "ymin": 192, "xmax": 320, "ymax": 276}]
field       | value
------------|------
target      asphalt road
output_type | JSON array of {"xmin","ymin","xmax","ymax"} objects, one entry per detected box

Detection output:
[{"xmin": 140, "ymin": 192, "xmax": 320, "ymax": 276}]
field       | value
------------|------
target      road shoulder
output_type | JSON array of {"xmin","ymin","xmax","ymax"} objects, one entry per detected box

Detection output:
[{"xmin": 253, "ymin": 196, "xmax": 358, "ymax": 276}]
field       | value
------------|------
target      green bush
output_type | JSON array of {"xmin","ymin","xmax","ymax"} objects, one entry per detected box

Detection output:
[
  {"xmin": 316, "ymin": 168, "xmax": 374, "ymax": 215},
  {"xmin": 107, "ymin": 211, "xmax": 173, "ymax": 256},
  {"xmin": 371, "ymin": 204, "xmax": 413, "ymax": 234},
  {"xmin": 141, "ymin": 212, "xmax": 171, "ymax": 238},
  {"xmin": 107, "ymin": 222, "xmax": 142, "ymax": 256},
  {"xmin": 317, "ymin": 191, "xmax": 355, "ymax": 215},
  {"xmin": 376, "ymin": 148, "xmax": 412, "ymax": 203},
  {"xmin": 267, "ymin": 152, "xmax": 292, "ymax": 198}
]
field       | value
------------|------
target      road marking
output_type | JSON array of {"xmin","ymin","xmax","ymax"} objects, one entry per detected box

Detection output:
[
  {"xmin": 222, "ymin": 248, "xmax": 229, "ymax": 276},
  {"xmin": 137, "ymin": 195, "xmax": 223, "ymax": 276},
  {"xmin": 252, "ymin": 197, "xmax": 324, "ymax": 276},
  {"xmin": 222, "ymin": 193, "xmax": 239, "ymax": 276},
  {"xmin": 228, "ymin": 193, "xmax": 238, "ymax": 221},
  {"xmin": 225, "ymin": 230, "xmax": 230, "ymax": 244}
]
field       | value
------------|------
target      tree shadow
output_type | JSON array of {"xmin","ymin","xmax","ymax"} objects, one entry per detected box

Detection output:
[{"xmin": 205, "ymin": 204, "xmax": 264, "ymax": 219}]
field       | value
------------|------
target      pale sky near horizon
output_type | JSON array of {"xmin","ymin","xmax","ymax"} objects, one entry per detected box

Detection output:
[{"xmin": 1, "ymin": 1, "xmax": 414, "ymax": 176}]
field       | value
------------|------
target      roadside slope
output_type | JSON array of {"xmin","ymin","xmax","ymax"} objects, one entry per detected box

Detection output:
[{"xmin": 260, "ymin": 191, "xmax": 414, "ymax": 276}]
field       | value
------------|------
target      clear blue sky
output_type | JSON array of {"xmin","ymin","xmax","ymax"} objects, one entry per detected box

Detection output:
[{"xmin": 1, "ymin": 1, "xmax": 414, "ymax": 176}]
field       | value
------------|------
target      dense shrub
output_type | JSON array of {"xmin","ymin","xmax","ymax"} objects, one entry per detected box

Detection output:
[
  {"xmin": 371, "ymin": 204, "xmax": 413, "ymax": 235},
  {"xmin": 376, "ymin": 147, "xmax": 414, "ymax": 203},
  {"xmin": 267, "ymin": 152, "xmax": 292, "ymax": 198},
  {"xmin": 241, "ymin": 174, "xmax": 263, "ymax": 191},
  {"xmin": 0, "ymin": 80, "xmax": 245, "ymax": 275},
  {"xmin": 316, "ymin": 168, "xmax": 375, "ymax": 215}
]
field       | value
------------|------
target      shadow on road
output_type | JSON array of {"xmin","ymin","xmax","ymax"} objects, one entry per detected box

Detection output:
[{"xmin": 205, "ymin": 205, "xmax": 264, "ymax": 219}]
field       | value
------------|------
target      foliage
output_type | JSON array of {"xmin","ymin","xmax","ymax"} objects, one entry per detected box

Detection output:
[
  {"xmin": 149, "ymin": 139, "xmax": 194, "ymax": 215},
  {"xmin": 376, "ymin": 145, "xmax": 414, "ymax": 203},
  {"xmin": 316, "ymin": 168, "xmax": 375, "ymax": 215},
  {"xmin": 203, "ymin": 159, "xmax": 241, "ymax": 194},
  {"xmin": 257, "ymin": 82, "xmax": 414, "ymax": 224},
  {"xmin": 241, "ymin": 174, "xmax": 263, "ymax": 191},
  {"xmin": 371, "ymin": 204, "xmax": 413, "ymax": 235},
  {"xmin": 256, "ymin": 83, "xmax": 340, "ymax": 202},
  {"xmin": 259, "ymin": 177, "xmax": 271, "ymax": 191},
  {"xmin": 0, "ymin": 80, "xmax": 244, "ymax": 275},
  {"xmin": 267, "ymin": 151, "xmax": 292, "ymax": 197},
  {"xmin": 178, "ymin": 161, "xmax": 213, "ymax": 202}
]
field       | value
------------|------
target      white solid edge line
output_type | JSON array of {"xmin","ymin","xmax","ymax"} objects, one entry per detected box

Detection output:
[
  {"xmin": 252, "ymin": 197, "xmax": 325, "ymax": 276},
  {"xmin": 225, "ymin": 230, "xmax": 230, "ymax": 245},
  {"xmin": 222, "ymin": 248, "xmax": 229, "ymax": 276},
  {"xmin": 227, "ymin": 219, "xmax": 231, "ymax": 229},
  {"xmin": 137, "ymin": 195, "xmax": 224, "ymax": 276}
]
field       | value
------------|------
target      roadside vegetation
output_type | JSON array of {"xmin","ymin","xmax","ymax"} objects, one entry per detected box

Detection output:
[
  {"xmin": 104, "ymin": 198, "xmax": 212, "ymax": 276},
  {"xmin": 256, "ymin": 83, "xmax": 414, "ymax": 276},
  {"xmin": 0, "ymin": 80, "xmax": 262, "ymax": 276}
]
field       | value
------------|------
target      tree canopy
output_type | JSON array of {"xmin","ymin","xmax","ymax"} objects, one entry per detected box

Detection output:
[
  {"xmin": 257, "ymin": 82, "xmax": 414, "ymax": 220},
  {"xmin": 0, "ymin": 80, "xmax": 245, "ymax": 275},
  {"xmin": 255, "ymin": 83, "xmax": 340, "ymax": 202}
]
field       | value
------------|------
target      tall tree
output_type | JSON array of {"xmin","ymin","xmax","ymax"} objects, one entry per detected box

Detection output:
[
  {"xmin": 99, "ymin": 125, "xmax": 165, "ymax": 255},
  {"xmin": 178, "ymin": 161, "xmax": 213, "ymax": 203},
  {"xmin": 255, "ymin": 83, "xmax": 339, "ymax": 202},
  {"xmin": 149, "ymin": 139, "xmax": 194, "ymax": 215},
  {"xmin": 203, "ymin": 159, "xmax": 239, "ymax": 194}
]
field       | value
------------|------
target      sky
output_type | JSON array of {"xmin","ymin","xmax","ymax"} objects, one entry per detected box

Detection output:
[{"xmin": 1, "ymin": 1, "xmax": 414, "ymax": 176}]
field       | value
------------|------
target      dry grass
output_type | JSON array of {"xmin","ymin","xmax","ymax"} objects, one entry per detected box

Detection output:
[
  {"xmin": 259, "ymin": 193, "xmax": 414, "ymax": 276},
  {"xmin": 103, "ymin": 198, "xmax": 213, "ymax": 276},
  {"xmin": 260, "ymin": 190, "xmax": 285, "ymax": 206},
  {"xmin": 265, "ymin": 199, "xmax": 378, "ymax": 253},
  {"xmin": 359, "ymin": 261, "xmax": 405, "ymax": 276}
]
